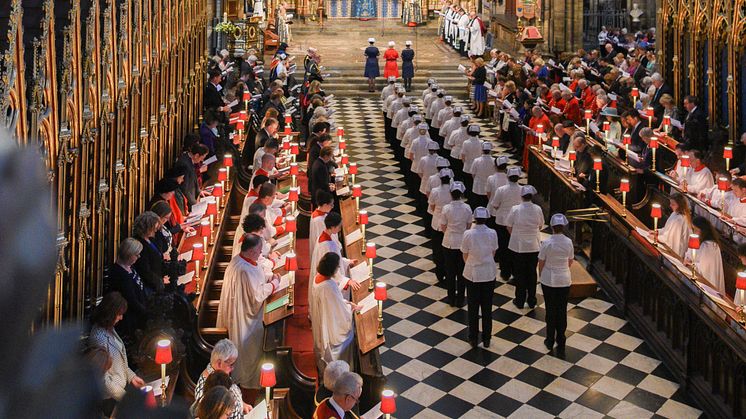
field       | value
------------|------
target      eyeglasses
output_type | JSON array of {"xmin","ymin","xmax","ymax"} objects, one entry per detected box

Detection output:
[{"xmin": 345, "ymin": 393, "xmax": 360, "ymax": 404}]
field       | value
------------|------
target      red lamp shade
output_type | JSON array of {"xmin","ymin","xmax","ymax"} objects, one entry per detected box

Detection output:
[
  {"xmin": 218, "ymin": 168, "xmax": 228, "ymax": 182},
  {"xmin": 339, "ymin": 140, "xmax": 347, "ymax": 150},
  {"xmin": 155, "ymin": 339, "xmax": 172, "ymax": 365},
  {"xmin": 236, "ymin": 120, "xmax": 245, "ymax": 131},
  {"xmin": 142, "ymin": 386, "xmax": 157, "ymax": 409},
  {"xmin": 718, "ymin": 177, "xmax": 729, "ymax": 191},
  {"xmin": 724, "ymin": 146, "xmax": 733, "ymax": 159},
  {"xmin": 223, "ymin": 154, "xmax": 233, "ymax": 167},
  {"xmin": 536, "ymin": 124, "xmax": 544, "ymax": 134},
  {"xmin": 381, "ymin": 390, "xmax": 396, "ymax": 415},
  {"xmin": 593, "ymin": 158, "xmax": 602, "ymax": 171},
  {"xmin": 352, "ymin": 184, "xmax": 362, "ymax": 198},
  {"xmin": 650, "ymin": 203, "xmax": 662, "ymax": 219},
  {"xmin": 631, "ymin": 87, "xmax": 639, "ymax": 97},
  {"xmin": 206, "ymin": 199, "xmax": 218, "ymax": 216},
  {"xmin": 603, "ymin": 121, "xmax": 610, "ymax": 131},
  {"xmin": 199, "ymin": 220, "xmax": 211, "ymax": 237},
  {"xmin": 366, "ymin": 242, "xmax": 377, "ymax": 259},
  {"xmin": 282, "ymin": 139, "xmax": 291, "ymax": 150},
  {"xmin": 662, "ymin": 115, "xmax": 671, "ymax": 127},
  {"xmin": 620, "ymin": 178, "xmax": 630, "ymax": 193},
  {"xmin": 337, "ymin": 127, "xmax": 345, "ymax": 137},
  {"xmin": 290, "ymin": 162, "xmax": 299, "ymax": 175},
  {"xmin": 240, "ymin": 110, "xmax": 248, "ymax": 121},
  {"xmin": 284, "ymin": 126, "xmax": 292, "ymax": 135},
  {"xmin": 341, "ymin": 155, "xmax": 349, "ymax": 165},
  {"xmin": 551, "ymin": 136, "xmax": 560, "ymax": 148},
  {"xmin": 359, "ymin": 210, "xmax": 369, "ymax": 225},
  {"xmin": 288, "ymin": 187, "xmax": 299, "ymax": 202},
  {"xmin": 260, "ymin": 363, "xmax": 276, "ymax": 388},
  {"xmin": 649, "ymin": 137, "xmax": 659, "ymax": 149},
  {"xmin": 285, "ymin": 215, "xmax": 297, "ymax": 233},
  {"xmin": 374, "ymin": 282, "xmax": 387, "ymax": 301},
  {"xmin": 622, "ymin": 134, "xmax": 632, "ymax": 145},
  {"xmin": 680, "ymin": 155, "xmax": 691, "ymax": 168},
  {"xmin": 584, "ymin": 109, "xmax": 593, "ymax": 120},
  {"xmin": 212, "ymin": 184, "xmax": 224, "ymax": 199},
  {"xmin": 568, "ymin": 150, "xmax": 577, "ymax": 161},
  {"xmin": 688, "ymin": 234, "xmax": 701, "ymax": 250},
  {"xmin": 243, "ymin": 90, "xmax": 251, "ymax": 102},
  {"xmin": 646, "ymin": 107, "xmax": 654, "ymax": 118},
  {"xmin": 284, "ymin": 252, "xmax": 298, "ymax": 271},
  {"xmin": 291, "ymin": 144, "xmax": 299, "ymax": 155},
  {"xmin": 349, "ymin": 163, "xmax": 358, "ymax": 175},
  {"xmin": 192, "ymin": 243, "xmax": 204, "ymax": 261},
  {"xmin": 284, "ymin": 114, "xmax": 292, "ymax": 124},
  {"xmin": 736, "ymin": 272, "xmax": 746, "ymax": 290}
]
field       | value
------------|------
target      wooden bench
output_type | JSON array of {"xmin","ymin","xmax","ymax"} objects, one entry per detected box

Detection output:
[{"xmin": 569, "ymin": 263, "xmax": 597, "ymax": 298}]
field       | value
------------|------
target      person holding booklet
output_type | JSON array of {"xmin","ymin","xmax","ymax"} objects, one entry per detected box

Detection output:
[{"xmin": 309, "ymin": 213, "xmax": 360, "ymax": 313}]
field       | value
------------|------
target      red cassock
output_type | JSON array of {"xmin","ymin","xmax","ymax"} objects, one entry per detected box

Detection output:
[
  {"xmin": 563, "ymin": 97, "xmax": 582, "ymax": 125},
  {"xmin": 383, "ymin": 48, "xmax": 399, "ymax": 78},
  {"xmin": 524, "ymin": 113, "xmax": 552, "ymax": 169},
  {"xmin": 313, "ymin": 399, "xmax": 354, "ymax": 419}
]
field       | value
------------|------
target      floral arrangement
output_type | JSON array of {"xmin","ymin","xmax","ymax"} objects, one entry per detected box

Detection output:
[{"xmin": 215, "ymin": 21, "xmax": 240, "ymax": 37}]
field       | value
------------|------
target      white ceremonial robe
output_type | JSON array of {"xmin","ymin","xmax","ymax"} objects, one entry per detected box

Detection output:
[
  {"xmin": 440, "ymin": 115, "xmax": 460, "ymax": 141},
  {"xmin": 309, "ymin": 210, "xmax": 328, "ymax": 258},
  {"xmin": 686, "ymin": 241, "xmax": 725, "ymax": 295},
  {"xmin": 448, "ymin": 127, "xmax": 468, "ymax": 159},
  {"xmin": 490, "ymin": 182, "xmax": 523, "ymax": 221},
  {"xmin": 657, "ymin": 212, "xmax": 691, "ymax": 258},
  {"xmin": 418, "ymin": 154, "xmax": 439, "ymax": 194},
  {"xmin": 309, "ymin": 233, "xmax": 351, "ymax": 315},
  {"xmin": 310, "ymin": 276, "xmax": 355, "ymax": 371},
  {"xmin": 725, "ymin": 195, "xmax": 746, "ymax": 225},
  {"xmin": 471, "ymin": 155, "xmax": 497, "ymax": 196},
  {"xmin": 684, "ymin": 166, "xmax": 714, "ymax": 195},
  {"xmin": 486, "ymin": 172, "xmax": 508, "ymax": 201},
  {"xmin": 460, "ymin": 138, "xmax": 483, "ymax": 174},
  {"xmin": 216, "ymin": 255, "xmax": 275, "ymax": 388},
  {"xmin": 457, "ymin": 14, "xmax": 470, "ymax": 45},
  {"xmin": 467, "ymin": 18, "xmax": 485, "ymax": 57}
]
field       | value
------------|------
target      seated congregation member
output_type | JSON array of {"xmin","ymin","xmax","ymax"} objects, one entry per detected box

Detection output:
[
  {"xmin": 441, "ymin": 181, "xmax": 472, "ymax": 306},
  {"xmin": 685, "ymin": 217, "xmax": 724, "ymax": 295},
  {"xmin": 309, "ymin": 213, "xmax": 359, "ymax": 308},
  {"xmin": 506, "ymin": 185, "xmax": 544, "ymax": 309},
  {"xmin": 489, "ymin": 167, "xmax": 523, "ymax": 281},
  {"xmin": 315, "ymin": 360, "xmax": 350, "ymax": 407},
  {"xmin": 107, "ymin": 238, "xmax": 149, "ymax": 341},
  {"xmin": 311, "ymin": 253, "xmax": 359, "ymax": 372},
  {"xmin": 194, "ymin": 372, "xmax": 246, "ymax": 419},
  {"xmin": 132, "ymin": 211, "xmax": 167, "ymax": 293},
  {"xmin": 656, "ymin": 193, "xmax": 693, "ymax": 257},
  {"xmin": 460, "ymin": 207, "xmax": 498, "ymax": 348},
  {"xmin": 682, "ymin": 150, "xmax": 714, "ymax": 195},
  {"xmin": 313, "ymin": 371, "xmax": 363, "ymax": 419},
  {"xmin": 216, "ymin": 235, "xmax": 281, "ymax": 389},
  {"xmin": 88, "ymin": 292, "xmax": 145, "ymax": 402},
  {"xmin": 310, "ymin": 190, "xmax": 335, "ymax": 256},
  {"xmin": 175, "ymin": 142, "xmax": 210, "ymax": 206},
  {"xmin": 310, "ymin": 146, "xmax": 336, "ymax": 207},
  {"xmin": 196, "ymin": 386, "xmax": 237, "ymax": 419},
  {"xmin": 538, "ymin": 214, "xmax": 575, "ymax": 357},
  {"xmin": 195, "ymin": 339, "xmax": 251, "ymax": 417}
]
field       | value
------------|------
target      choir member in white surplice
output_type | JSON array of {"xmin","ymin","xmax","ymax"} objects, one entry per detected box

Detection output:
[
  {"xmin": 466, "ymin": 12, "xmax": 485, "ymax": 58},
  {"xmin": 685, "ymin": 217, "xmax": 725, "ymax": 295},
  {"xmin": 682, "ymin": 150, "xmax": 714, "ymax": 195},
  {"xmin": 311, "ymin": 252, "xmax": 360, "ymax": 372},
  {"xmin": 217, "ymin": 234, "xmax": 280, "ymax": 388},
  {"xmin": 309, "ymin": 213, "xmax": 359, "ymax": 315},
  {"xmin": 656, "ymin": 193, "xmax": 692, "ymax": 258},
  {"xmin": 723, "ymin": 178, "xmax": 746, "ymax": 225},
  {"xmin": 309, "ymin": 190, "xmax": 335, "ymax": 257}
]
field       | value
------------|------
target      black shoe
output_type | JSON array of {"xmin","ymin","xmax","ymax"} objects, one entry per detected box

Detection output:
[
  {"xmin": 528, "ymin": 302, "xmax": 536, "ymax": 309},
  {"xmin": 469, "ymin": 338, "xmax": 478, "ymax": 348},
  {"xmin": 555, "ymin": 346, "xmax": 566, "ymax": 359},
  {"xmin": 457, "ymin": 297, "xmax": 465, "ymax": 307},
  {"xmin": 447, "ymin": 297, "xmax": 456, "ymax": 307},
  {"xmin": 513, "ymin": 300, "xmax": 524, "ymax": 309},
  {"xmin": 483, "ymin": 337, "xmax": 491, "ymax": 348},
  {"xmin": 507, "ymin": 279, "xmax": 517, "ymax": 286},
  {"xmin": 544, "ymin": 339, "xmax": 553, "ymax": 351}
]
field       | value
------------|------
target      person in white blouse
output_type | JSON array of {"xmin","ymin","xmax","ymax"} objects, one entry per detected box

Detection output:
[
  {"xmin": 460, "ymin": 207, "xmax": 499, "ymax": 348},
  {"xmin": 485, "ymin": 156, "xmax": 509, "ymax": 227},
  {"xmin": 682, "ymin": 150, "xmax": 714, "ymax": 195},
  {"xmin": 459, "ymin": 124, "xmax": 483, "ymax": 193},
  {"xmin": 407, "ymin": 123, "xmax": 433, "ymax": 196},
  {"xmin": 417, "ymin": 141, "xmax": 441, "ymax": 214},
  {"xmin": 439, "ymin": 106, "xmax": 462, "ymax": 151},
  {"xmin": 490, "ymin": 167, "xmax": 523, "ymax": 281},
  {"xmin": 538, "ymin": 214, "xmax": 575, "ymax": 357},
  {"xmin": 429, "ymin": 169, "xmax": 454, "ymax": 283},
  {"xmin": 440, "ymin": 181, "xmax": 473, "ymax": 306},
  {"xmin": 655, "ymin": 193, "xmax": 693, "ymax": 258},
  {"xmin": 447, "ymin": 115, "xmax": 470, "ymax": 174},
  {"xmin": 685, "ymin": 217, "xmax": 725, "ymax": 295},
  {"xmin": 470, "ymin": 142, "xmax": 497, "ymax": 209},
  {"xmin": 506, "ymin": 185, "xmax": 545, "ymax": 308}
]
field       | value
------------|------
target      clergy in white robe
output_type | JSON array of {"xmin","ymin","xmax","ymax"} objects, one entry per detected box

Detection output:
[
  {"xmin": 685, "ymin": 217, "xmax": 725, "ymax": 295},
  {"xmin": 656, "ymin": 194, "xmax": 692, "ymax": 258},
  {"xmin": 683, "ymin": 154, "xmax": 714, "ymax": 195},
  {"xmin": 216, "ymin": 235, "xmax": 280, "ymax": 388},
  {"xmin": 309, "ymin": 213, "xmax": 358, "ymax": 314},
  {"xmin": 310, "ymin": 252, "xmax": 358, "ymax": 371},
  {"xmin": 309, "ymin": 192, "xmax": 334, "ymax": 257},
  {"xmin": 237, "ymin": 214, "xmax": 276, "ymax": 276},
  {"xmin": 466, "ymin": 13, "xmax": 485, "ymax": 57}
]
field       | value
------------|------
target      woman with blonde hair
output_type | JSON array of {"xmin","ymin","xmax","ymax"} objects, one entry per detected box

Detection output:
[{"xmin": 468, "ymin": 57, "xmax": 487, "ymax": 117}]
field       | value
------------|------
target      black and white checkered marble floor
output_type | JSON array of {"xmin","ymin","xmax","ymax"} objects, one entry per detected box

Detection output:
[{"xmin": 331, "ymin": 95, "xmax": 703, "ymax": 418}]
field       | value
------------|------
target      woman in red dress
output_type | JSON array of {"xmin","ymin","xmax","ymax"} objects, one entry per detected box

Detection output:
[{"xmin": 383, "ymin": 41, "xmax": 399, "ymax": 78}]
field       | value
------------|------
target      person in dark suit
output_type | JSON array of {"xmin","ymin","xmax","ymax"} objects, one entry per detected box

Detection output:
[
  {"xmin": 199, "ymin": 112, "xmax": 220, "ymax": 156},
  {"xmin": 572, "ymin": 136, "xmax": 594, "ymax": 181},
  {"xmin": 132, "ymin": 211, "xmax": 166, "ymax": 294},
  {"xmin": 650, "ymin": 74, "xmax": 673, "ymax": 120},
  {"xmin": 204, "ymin": 69, "xmax": 231, "ymax": 115},
  {"xmin": 310, "ymin": 145, "xmax": 335, "ymax": 207},
  {"xmin": 108, "ymin": 237, "xmax": 149, "ymax": 342},
  {"xmin": 630, "ymin": 127, "xmax": 655, "ymax": 171},
  {"xmin": 308, "ymin": 133, "xmax": 333, "ymax": 168},
  {"xmin": 175, "ymin": 143, "xmax": 209, "ymax": 206},
  {"xmin": 682, "ymin": 95, "xmax": 709, "ymax": 151},
  {"xmin": 622, "ymin": 110, "xmax": 644, "ymax": 153}
]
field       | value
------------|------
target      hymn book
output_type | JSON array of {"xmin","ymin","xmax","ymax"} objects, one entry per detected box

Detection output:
[
  {"xmin": 177, "ymin": 271, "xmax": 194, "ymax": 286},
  {"xmin": 357, "ymin": 293, "xmax": 378, "ymax": 314},
  {"xmin": 146, "ymin": 376, "xmax": 170, "ymax": 396},
  {"xmin": 345, "ymin": 228, "xmax": 363, "ymax": 244},
  {"xmin": 350, "ymin": 261, "xmax": 370, "ymax": 283},
  {"xmin": 244, "ymin": 400, "xmax": 268, "ymax": 419}
]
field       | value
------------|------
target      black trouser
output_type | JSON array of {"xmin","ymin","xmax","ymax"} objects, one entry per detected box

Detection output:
[
  {"xmin": 541, "ymin": 284, "xmax": 570, "ymax": 349},
  {"xmin": 431, "ymin": 231, "xmax": 445, "ymax": 282},
  {"xmin": 450, "ymin": 158, "xmax": 464, "ymax": 181},
  {"xmin": 429, "ymin": 127, "xmax": 440, "ymax": 144},
  {"xmin": 471, "ymin": 193, "xmax": 488, "ymax": 210},
  {"xmin": 443, "ymin": 247, "xmax": 466, "ymax": 302},
  {"xmin": 495, "ymin": 225, "xmax": 512, "ymax": 279},
  {"xmin": 462, "ymin": 173, "xmax": 474, "ymax": 197},
  {"xmin": 384, "ymin": 116, "xmax": 393, "ymax": 143},
  {"xmin": 513, "ymin": 251, "xmax": 539, "ymax": 306},
  {"xmin": 467, "ymin": 280, "xmax": 496, "ymax": 342},
  {"xmin": 403, "ymin": 78, "xmax": 412, "ymax": 90}
]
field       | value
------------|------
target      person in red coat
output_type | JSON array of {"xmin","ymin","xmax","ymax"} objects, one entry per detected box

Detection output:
[
  {"xmin": 312, "ymin": 371, "xmax": 363, "ymax": 419},
  {"xmin": 383, "ymin": 41, "xmax": 399, "ymax": 78},
  {"xmin": 523, "ymin": 106, "xmax": 552, "ymax": 168},
  {"xmin": 561, "ymin": 90, "xmax": 582, "ymax": 126}
]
